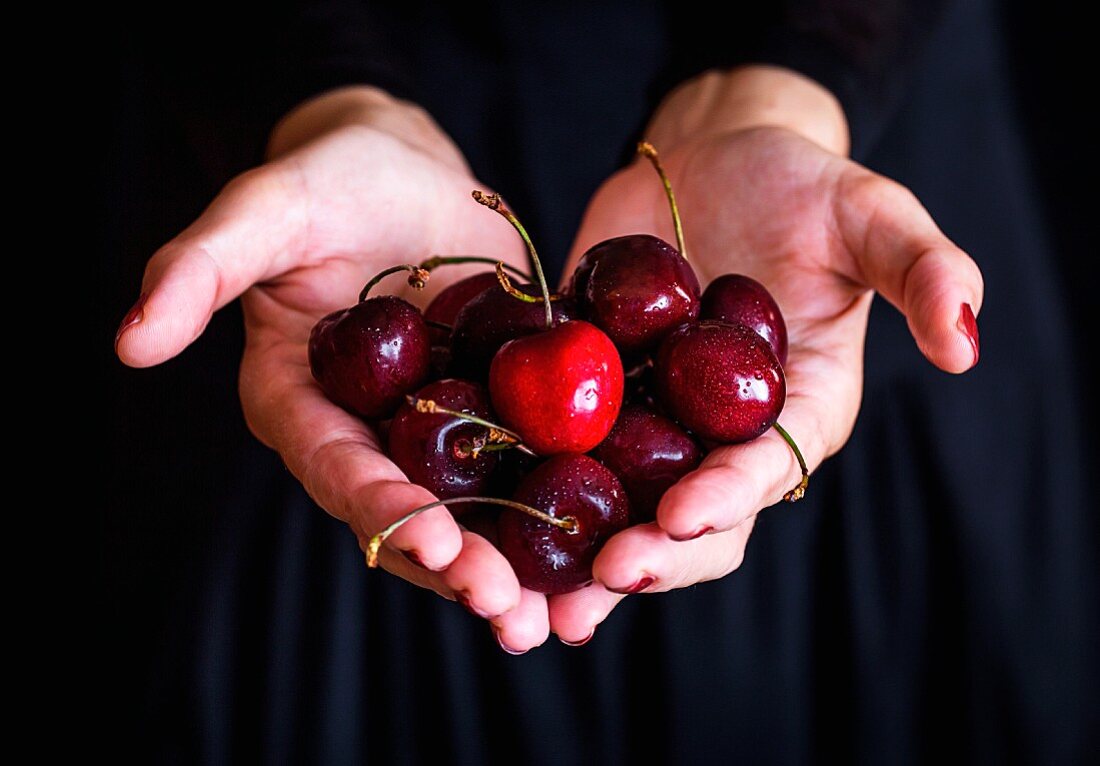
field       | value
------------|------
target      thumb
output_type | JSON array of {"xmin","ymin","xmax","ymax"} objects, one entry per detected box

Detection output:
[
  {"xmin": 115, "ymin": 162, "xmax": 307, "ymax": 367},
  {"xmin": 836, "ymin": 172, "xmax": 985, "ymax": 374}
]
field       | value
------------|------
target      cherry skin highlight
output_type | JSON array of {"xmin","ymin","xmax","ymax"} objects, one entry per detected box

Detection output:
[
  {"xmin": 489, "ymin": 320, "xmax": 624, "ymax": 455},
  {"xmin": 499, "ymin": 453, "xmax": 630, "ymax": 594},
  {"xmin": 388, "ymin": 379, "xmax": 499, "ymax": 504},
  {"xmin": 449, "ymin": 283, "xmax": 574, "ymax": 379},
  {"xmin": 575, "ymin": 234, "xmax": 700, "ymax": 354},
  {"xmin": 308, "ymin": 295, "xmax": 431, "ymax": 419},
  {"xmin": 700, "ymin": 274, "xmax": 788, "ymax": 365},
  {"xmin": 424, "ymin": 271, "xmax": 500, "ymax": 345},
  {"xmin": 655, "ymin": 320, "xmax": 785, "ymax": 443},
  {"xmin": 591, "ymin": 403, "xmax": 703, "ymax": 522}
]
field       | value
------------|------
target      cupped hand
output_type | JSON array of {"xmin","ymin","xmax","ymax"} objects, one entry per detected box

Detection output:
[
  {"xmin": 547, "ymin": 126, "xmax": 984, "ymax": 643},
  {"xmin": 114, "ymin": 88, "xmax": 552, "ymax": 652}
]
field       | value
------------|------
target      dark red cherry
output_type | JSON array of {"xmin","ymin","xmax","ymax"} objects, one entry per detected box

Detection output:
[
  {"xmin": 655, "ymin": 320, "xmax": 785, "ymax": 443},
  {"xmin": 388, "ymin": 379, "xmax": 499, "ymax": 503},
  {"xmin": 576, "ymin": 235, "xmax": 701, "ymax": 354},
  {"xmin": 449, "ymin": 284, "xmax": 575, "ymax": 379},
  {"xmin": 424, "ymin": 272, "xmax": 500, "ymax": 345},
  {"xmin": 308, "ymin": 295, "xmax": 431, "ymax": 419},
  {"xmin": 590, "ymin": 403, "xmax": 702, "ymax": 522},
  {"xmin": 499, "ymin": 454, "xmax": 630, "ymax": 594},
  {"xmin": 700, "ymin": 274, "xmax": 788, "ymax": 365},
  {"xmin": 489, "ymin": 320, "xmax": 624, "ymax": 455}
]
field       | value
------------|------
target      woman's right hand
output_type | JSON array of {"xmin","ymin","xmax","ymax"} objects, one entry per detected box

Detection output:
[{"xmin": 115, "ymin": 87, "xmax": 551, "ymax": 653}]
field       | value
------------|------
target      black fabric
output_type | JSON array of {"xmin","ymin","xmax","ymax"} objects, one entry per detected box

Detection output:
[{"xmin": 105, "ymin": 1, "xmax": 1099, "ymax": 763}]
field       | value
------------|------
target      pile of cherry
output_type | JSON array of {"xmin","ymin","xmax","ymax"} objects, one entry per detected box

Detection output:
[{"xmin": 308, "ymin": 143, "xmax": 807, "ymax": 595}]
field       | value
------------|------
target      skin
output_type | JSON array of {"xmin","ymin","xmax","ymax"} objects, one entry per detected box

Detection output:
[{"xmin": 116, "ymin": 66, "xmax": 984, "ymax": 652}]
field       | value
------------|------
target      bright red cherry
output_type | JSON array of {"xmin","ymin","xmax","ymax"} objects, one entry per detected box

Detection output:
[
  {"xmin": 308, "ymin": 295, "xmax": 431, "ymax": 419},
  {"xmin": 499, "ymin": 454, "xmax": 630, "ymax": 594},
  {"xmin": 388, "ymin": 379, "xmax": 499, "ymax": 503},
  {"xmin": 490, "ymin": 320, "xmax": 624, "ymax": 455},
  {"xmin": 655, "ymin": 320, "xmax": 785, "ymax": 443},
  {"xmin": 424, "ymin": 271, "xmax": 500, "ymax": 345},
  {"xmin": 700, "ymin": 274, "xmax": 788, "ymax": 365},
  {"xmin": 591, "ymin": 403, "xmax": 702, "ymax": 521},
  {"xmin": 576, "ymin": 234, "xmax": 700, "ymax": 354}
]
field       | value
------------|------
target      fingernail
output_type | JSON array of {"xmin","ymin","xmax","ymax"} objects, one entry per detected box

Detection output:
[
  {"xmin": 670, "ymin": 525, "xmax": 712, "ymax": 542},
  {"xmin": 492, "ymin": 626, "xmax": 526, "ymax": 655},
  {"xmin": 957, "ymin": 303, "xmax": 980, "ymax": 366},
  {"xmin": 402, "ymin": 549, "xmax": 427, "ymax": 569},
  {"xmin": 115, "ymin": 292, "xmax": 148, "ymax": 349},
  {"xmin": 401, "ymin": 549, "xmax": 447, "ymax": 572},
  {"xmin": 560, "ymin": 629, "xmax": 595, "ymax": 647},
  {"xmin": 609, "ymin": 575, "xmax": 655, "ymax": 595},
  {"xmin": 455, "ymin": 591, "xmax": 492, "ymax": 620}
]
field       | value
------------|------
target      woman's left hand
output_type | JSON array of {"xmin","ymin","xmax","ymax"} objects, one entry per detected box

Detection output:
[{"xmin": 546, "ymin": 116, "xmax": 983, "ymax": 644}]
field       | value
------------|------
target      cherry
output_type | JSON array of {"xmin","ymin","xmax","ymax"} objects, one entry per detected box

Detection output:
[
  {"xmin": 572, "ymin": 142, "xmax": 700, "ymax": 353},
  {"xmin": 308, "ymin": 295, "xmax": 431, "ymax": 419},
  {"xmin": 424, "ymin": 271, "xmax": 500, "ymax": 345},
  {"xmin": 576, "ymin": 235, "xmax": 701, "ymax": 354},
  {"xmin": 700, "ymin": 274, "xmax": 788, "ymax": 365},
  {"xmin": 655, "ymin": 320, "xmax": 785, "ymax": 443},
  {"xmin": 491, "ymin": 319, "xmax": 624, "ymax": 455},
  {"xmin": 590, "ymin": 403, "xmax": 702, "ymax": 522},
  {"xmin": 499, "ymin": 454, "xmax": 630, "ymax": 594},
  {"xmin": 388, "ymin": 379, "xmax": 500, "ymax": 503},
  {"xmin": 449, "ymin": 282, "xmax": 574, "ymax": 379}
]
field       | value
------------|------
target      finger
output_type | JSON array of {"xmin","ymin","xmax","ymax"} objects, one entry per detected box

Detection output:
[
  {"xmin": 372, "ymin": 545, "xmax": 453, "ymax": 599},
  {"xmin": 592, "ymin": 519, "xmax": 755, "ymax": 595},
  {"xmin": 116, "ymin": 162, "xmax": 308, "ymax": 368},
  {"xmin": 240, "ymin": 338, "xmax": 464, "ymax": 572},
  {"xmin": 547, "ymin": 582, "xmax": 624, "ymax": 645},
  {"xmin": 440, "ymin": 530, "xmax": 523, "ymax": 620},
  {"xmin": 835, "ymin": 172, "xmax": 984, "ymax": 373},
  {"xmin": 490, "ymin": 588, "xmax": 550, "ymax": 655}
]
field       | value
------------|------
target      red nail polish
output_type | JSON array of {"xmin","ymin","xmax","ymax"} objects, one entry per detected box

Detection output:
[
  {"xmin": 492, "ymin": 627, "xmax": 526, "ymax": 655},
  {"xmin": 560, "ymin": 629, "xmax": 595, "ymax": 647},
  {"xmin": 670, "ymin": 525, "xmax": 713, "ymax": 542},
  {"xmin": 958, "ymin": 303, "xmax": 980, "ymax": 366},
  {"xmin": 402, "ymin": 549, "xmax": 427, "ymax": 569},
  {"xmin": 115, "ymin": 292, "xmax": 148, "ymax": 349},
  {"xmin": 455, "ymin": 591, "xmax": 491, "ymax": 619},
  {"xmin": 610, "ymin": 575, "xmax": 655, "ymax": 595}
]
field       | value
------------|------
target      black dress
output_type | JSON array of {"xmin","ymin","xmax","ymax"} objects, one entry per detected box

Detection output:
[{"xmin": 107, "ymin": 1, "xmax": 1098, "ymax": 762}]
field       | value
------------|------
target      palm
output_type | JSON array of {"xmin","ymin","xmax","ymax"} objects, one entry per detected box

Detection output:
[{"xmin": 547, "ymin": 128, "xmax": 981, "ymax": 636}]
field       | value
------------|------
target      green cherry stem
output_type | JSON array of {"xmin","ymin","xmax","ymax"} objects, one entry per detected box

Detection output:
[
  {"xmin": 405, "ymin": 395, "xmax": 535, "ymax": 455},
  {"xmin": 494, "ymin": 262, "xmax": 563, "ymax": 305},
  {"xmin": 359, "ymin": 264, "xmax": 430, "ymax": 302},
  {"xmin": 366, "ymin": 497, "xmax": 579, "ymax": 567},
  {"xmin": 358, "ymin": 256, "xmax": 533, "ymax": 302},
  {"xmin": 472, "ymin": 191, "xmax": 553, "ymax": 329},
  {"xmin": 773, "ymin": 422, "xmax": 810, "ymax": 502},
  {"xmin": 637, "ymin": 141, "xmax": 686, "ymax": 259},
  {"xmin": 419, "ymin": 255, "xmax": 532, "ymax": 282}
]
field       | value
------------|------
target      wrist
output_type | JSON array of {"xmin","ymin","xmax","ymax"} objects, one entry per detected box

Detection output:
[
  {"xmin": 267, "ymin": 85, "xmax": 468, "ymax": 171},
  {"xmin": 646, "ymin": 65, "xmax": 849, "ymax": 157}
]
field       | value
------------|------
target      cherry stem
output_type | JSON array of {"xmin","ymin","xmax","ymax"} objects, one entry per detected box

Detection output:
[
  {"xmin": 359, "ymin": 264, "xmax": 430, "ymax": 302},
  {"xmin": 405, "ymin": 395, "xmax": 535, "ymax": 456},
  {"xmin": 358, "ymin": 256, "xmax": 532, "ymax": 302},
  {"xmin": 494, "ymin": 262, "xmax": 563, "ymax": 305},
  {"xmin": 472, "ymin": 191, "xmax": 553, "ymax": 329},
  {"xmin": 366, "ymin": 496, "xmax": 579, "ymax": 567},
  {"xmin": 419, "ymin": 255, "xmax": 532, "ymax": 282},
  {"xmin": 773, "ymin": 422, "xmax": 810, "ymax": 502},
  {"xmin": 637, "ymin": 141, "xmax": 686, "ymax": 259}
]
